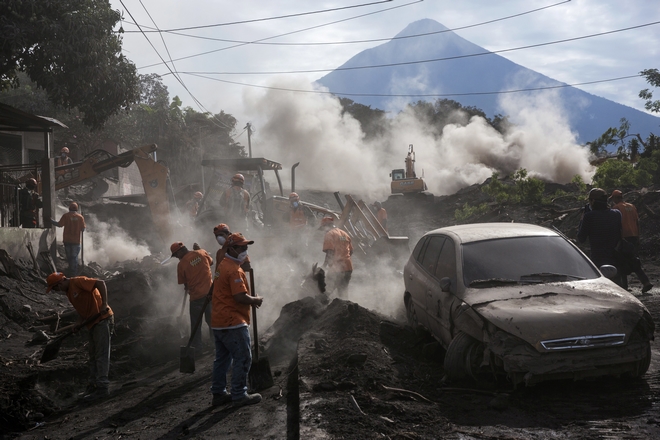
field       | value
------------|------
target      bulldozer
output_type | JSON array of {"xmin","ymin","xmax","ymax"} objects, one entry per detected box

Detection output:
[{"xmin": 389, "ymin": 144, "xmax": 431, "ymax": 200}]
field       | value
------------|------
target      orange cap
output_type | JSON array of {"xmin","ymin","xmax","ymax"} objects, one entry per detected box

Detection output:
[
  {"xmin": 225, "ymin": 233, "xmax": 254, "ymax": 247},
  {"xmin": 213, "ymin": 223, "xmax": 230, "ymax": 236},
  {"xmin": 170, "ymin": 242, "xmax": 185, "ymax": 256},
  {"xmin": 320, "ymin": 216, "xmax": 335, "ymax": 228},
  {"xmin": 46, "ymin": 272, "xmax": 66, "ymax": 292},
  {"xmin": 610, "ymin": 190, "xmax": 623, "ymax": 199}
]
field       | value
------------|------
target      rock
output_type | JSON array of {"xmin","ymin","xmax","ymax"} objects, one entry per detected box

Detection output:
[
  {"xmin": 346, "ymin": 353, "xmax": 368, "ymax": 366},
  {"xmin": 22, "ymin": 305, "xmax": 32, "ymax": 313}
]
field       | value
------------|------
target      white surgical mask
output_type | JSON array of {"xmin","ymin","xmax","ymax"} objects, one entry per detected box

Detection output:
[
  {"xmin": 216, "ymin": 236, "xmax": 226, "ymax": 246},
  {"xmin": 237, "ymin": 250, "xmax": 248, "ymax": 262},
  {"xmin": 292, "ymin": 201, "xmax": 299, "ymax": 208}
]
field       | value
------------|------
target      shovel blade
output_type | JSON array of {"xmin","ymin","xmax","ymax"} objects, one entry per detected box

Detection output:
[
  {"xmin": 40, "ymin": 338, "xmax": 63, "ymax": 364},
  {"xmin": 180, "ymin": 346, "xmax": 195, "ymax": 373},
  {"xmin": 248, "ymin": 355, "xmax": 274, "ymax": 391}
]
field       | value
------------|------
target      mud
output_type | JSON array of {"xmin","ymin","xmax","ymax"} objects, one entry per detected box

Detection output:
[{"xmin": 2, "ymin": 181, "xmax": 660, "ymax": 439}]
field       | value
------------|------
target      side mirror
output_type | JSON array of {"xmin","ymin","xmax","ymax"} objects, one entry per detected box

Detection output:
[
  {"xmin": 440, "ymin": 277, "xmax": 452, "ymax": 293},
  {"xmin": 599, "ymin": 265, "xmax": 618, "ymax": 279}
]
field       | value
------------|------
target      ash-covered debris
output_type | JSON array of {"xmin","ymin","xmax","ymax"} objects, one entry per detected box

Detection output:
[{"xmin": 0, "ymin": 250, "xmax": 180, "ymax": 433}]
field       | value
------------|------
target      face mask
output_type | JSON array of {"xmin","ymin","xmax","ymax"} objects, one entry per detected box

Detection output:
[
  {"xmin": 292, "ymin": 201, "xmax": 299, "ymax": 208},
  {"xmin": 237, "ymin": 250, "xmax": 248, "ymax": 262},
  {"xmin": 216, "ymin": 236, "xmax": 226, "ymax": 246}
]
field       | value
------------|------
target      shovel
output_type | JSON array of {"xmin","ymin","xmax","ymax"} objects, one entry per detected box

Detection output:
[
  {"xmin": 40, "ymin": 309, "xmax": 108, "ymax": 364},
  {"xmin": 248, "ymin": 269, "xmax": 274, "ymax": 391},
  {"xmin": 180, "ymin": 294, "xmax": 211, "ymax": 374}
]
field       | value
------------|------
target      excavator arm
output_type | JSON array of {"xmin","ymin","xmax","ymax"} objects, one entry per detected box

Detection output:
[{"xmin": 54, "ymin": 144, "xmax": 172, "ymax": 242}]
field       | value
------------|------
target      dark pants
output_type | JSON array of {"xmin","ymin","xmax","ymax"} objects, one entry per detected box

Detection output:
[
  {"xmin": 211, "ymin": 326, "xmax": 252, "ymax": 400},
  {"xmin": 328, "ymin": 271, "xmax": 352, "ymax": 299},
  {"xmin": 189, "ymin": 297, "xmax": 212, "ymax": 351},
  {"xmin": 620, "ymin": 237, "xmax": 651, "ymax": 288},
  {"xmin": 88, "ymin": 318, "xmax": 112, "ymax": 390},
  {"xmin": 64, "ymin": 243, "xmax": 81, "ymax": 276}
]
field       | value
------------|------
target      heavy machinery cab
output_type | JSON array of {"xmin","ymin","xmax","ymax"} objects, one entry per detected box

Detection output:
[{"xmin": 390, "ymin": 144, "xmax": 428, "ymax": 195}]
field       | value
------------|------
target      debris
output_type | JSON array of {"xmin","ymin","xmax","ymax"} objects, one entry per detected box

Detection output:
[{"xmin": 349, "ymin": 394, "xmax": 366, "ymax": 416}]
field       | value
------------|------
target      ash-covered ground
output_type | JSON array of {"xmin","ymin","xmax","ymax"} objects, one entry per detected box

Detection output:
[{"xmin": 2, "ymin": 180, "xmax": 660, "ymax": 439}]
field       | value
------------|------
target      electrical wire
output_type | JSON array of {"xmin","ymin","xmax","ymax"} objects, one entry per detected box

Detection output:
[
  {"xmin": 136, "ymin": 0, "xmax": 423, "ymax": 70},
  {"xmin": 172, "ymin": 20, "xmax": 660, "ymax": 76},
  {"xmin": 179, "ymin": 72, "xmax": 644, "ymax": 98},
  {"xmin": 126, "ymin": 0, "xmax": 570, "ymax": 47},
  {"xmin": 123, "ymin": 0, "xmax": 395, "ymax": 32},
  {"xmin": 119, "ymin": 0, "xmax": 234, "ymax": 132}
]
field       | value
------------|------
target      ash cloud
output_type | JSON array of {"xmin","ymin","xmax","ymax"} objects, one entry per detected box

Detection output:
[{"xmin": 244, "ymin": 77, "xmax": 595, "ymax": 201}]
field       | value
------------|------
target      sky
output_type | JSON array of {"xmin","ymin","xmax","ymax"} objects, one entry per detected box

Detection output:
[{"xmin": 109, "ymin": 0, "xmax": 660, "ymax": 196}]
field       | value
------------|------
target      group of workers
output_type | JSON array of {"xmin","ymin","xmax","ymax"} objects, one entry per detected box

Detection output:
[{"xmin": 577, "ymin": 188, "xmax": 653, "ymax": 292}]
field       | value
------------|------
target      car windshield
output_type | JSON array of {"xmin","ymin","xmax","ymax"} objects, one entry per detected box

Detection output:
[{"xmin": 462, "ymin": 236, "xmax": 600, "ymax": 287}]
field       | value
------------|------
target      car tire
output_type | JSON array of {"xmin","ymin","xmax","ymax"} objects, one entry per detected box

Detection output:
[
  {"xmin": 444, "ymin": 332, "xmax": 484, "ymax": 381},
  {"xmin": 632, "ymin": 341, "xmax": 652, "ymax": 377},
  {"xmin": 404, "ymin": 294, "xmax": 419, "ymax": 329}
]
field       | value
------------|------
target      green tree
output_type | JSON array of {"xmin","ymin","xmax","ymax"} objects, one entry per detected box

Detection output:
[
  {"xmin": 639, "ymin": 68, "xmax": 660, "ymax": 113},
  {"xmin": 0, "ymin": 0, "xmax": 139, "ymax": 128},
  {"xmin": 591, "ymin": 159, "xmax": 652, "ymax": 189}
]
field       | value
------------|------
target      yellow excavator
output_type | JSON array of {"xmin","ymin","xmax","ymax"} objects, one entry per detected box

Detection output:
[
  {"xmin": 54, "ymin": 144, "xmax": 172, "ymax": 242},
  {"xmin": 390, "ymin": 144, "xmax": 429, "ymax": 197}
]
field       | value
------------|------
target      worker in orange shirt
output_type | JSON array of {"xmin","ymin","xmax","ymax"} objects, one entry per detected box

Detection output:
[
  {"xmin": 373, "ymin": 201, "xmax": 388, "ymax": 232},
  {"xmin": 220, "ymin": 173, "xmax": 250, "ymax": 231},
  {"xmin": 51, "ymin": 202, "xmax": 86, "ymax": 276},
  {"xmin": 609, "ymin": 190, "xmax": 653, "ymax": 293},
  {"xmin": 171, "ymin": 242, "xmax": 214, "ymax": 352},
  {"xmin": 213, "ymin": 223, "xmax": 252, "ymax": 280},
  {"xmin": 320, "ymin": 216, "xmax": 353, "ymax": 299},
  {"xmin": 210, "ymin": 233, "xmax": 263, "ymax": 408},
  {"xmin": 184, "ymin": 191, "xmax": 203, "ymax": 218},
  {"xmin": 46, "ymin": 272, "xmax": 114, "ymax": 402}
]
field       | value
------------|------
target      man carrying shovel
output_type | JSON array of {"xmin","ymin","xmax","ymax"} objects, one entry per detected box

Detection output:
[
  {"xmin": 210, "ymin": 233, "xmax": 263, "ymax": 407},
  {"xmin": 171, "ymin": 242, "xmax": 214, "ymax": 352},
  {"xmin": 45, "ymin": 272, "xmax": 113, "ymax": 402}
]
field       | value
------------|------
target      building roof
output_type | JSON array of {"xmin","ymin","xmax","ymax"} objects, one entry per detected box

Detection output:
[{"xmin": 0, "ymin": 102, "xmax": 67, "ymax": 132}]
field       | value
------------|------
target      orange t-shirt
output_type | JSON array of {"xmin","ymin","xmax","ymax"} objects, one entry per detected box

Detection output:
[
  {"xmin": 65, "ymin": 276, "xmax": 113, "ymax": 329},
  {"xmin": 613, "ymin": 201, "xmax": 639, "ymax": 238},
  {"xmin": 290, "ymin": 207, "xmax": 307, "ymax": 228},
  {"xmin": 323, "ymin": 228, "xmax": 353, "ymax": 272},
  {"xmin": 177, "ymin": 249, "xmax": 213, "ymax": 301},
  {"xmin": 58, "ymin": 211, "xmax": 86, "ymax": 244},
  {"xmin": 212, "ymin": 257, "xmax": 251, "ymax": 328}
]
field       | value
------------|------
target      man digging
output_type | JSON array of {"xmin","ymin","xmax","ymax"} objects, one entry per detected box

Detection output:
[{"xmin": 46, "ymin": 272, "xmax": 114, "ymax": 401}]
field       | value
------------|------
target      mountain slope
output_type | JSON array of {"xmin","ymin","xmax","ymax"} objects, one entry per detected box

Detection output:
[{"xmin": 316, "ymin": 19, "xmax": 659, "ymax": 144}]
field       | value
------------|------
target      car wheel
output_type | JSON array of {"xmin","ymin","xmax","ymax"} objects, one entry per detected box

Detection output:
[
  {"xmin": 404, "ymin": 294, "xmax": 419, "ymax": 329},
  {"xmin": 444, "ymin": 332, "xmax": 484, "ymax": 381}
]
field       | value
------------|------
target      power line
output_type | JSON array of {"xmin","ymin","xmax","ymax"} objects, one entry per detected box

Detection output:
[
  {"xmin": 126, "ymin": 0, "xmax": 570, "ymax": 47},
  {"xmin": 123, "ymin": 0, "xmax": 395, "ymax": 32},
  {"xmin": 178, "ymin": 72, "xmax": 644, "ymax": 98},
  {"xmin": 118, "ymin": 0, "xmax": 233, "ymax": 133},
  {"xmin": 173, "ymin": 20, "xmax": 660, "ymax": 76},
  {"xmin": 135, "ymin": 0, "xmax": 423, "ymax": 70}
]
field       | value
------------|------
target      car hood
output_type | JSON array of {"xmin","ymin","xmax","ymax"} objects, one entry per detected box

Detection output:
[{"xmin": 465, "ymin": 279, "xmax": 647, "ymax": 351}]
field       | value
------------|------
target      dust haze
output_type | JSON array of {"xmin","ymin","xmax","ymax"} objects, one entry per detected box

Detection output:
[
  {"xmin": 240, "ymin": 77, "xmax": 598, "ymax": 322},
  {"xmin": 244, "ymin": 77, "xmax": 595, "ymax": 200}
]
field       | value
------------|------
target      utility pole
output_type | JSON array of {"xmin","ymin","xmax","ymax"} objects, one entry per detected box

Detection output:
[{"xmin": 245, "ymin": 122, "xmax": 253, "ymax": 158}]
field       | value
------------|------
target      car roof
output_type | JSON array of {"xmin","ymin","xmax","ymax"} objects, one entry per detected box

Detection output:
[{"xmin": 425, "ymin": 222, "xmax": 558, "ymax": 244}]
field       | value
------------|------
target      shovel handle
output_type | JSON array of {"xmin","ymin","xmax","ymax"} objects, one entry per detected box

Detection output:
[{"xmin": 248, "ymin": 269, "xmax": 259, "ymax": 361}]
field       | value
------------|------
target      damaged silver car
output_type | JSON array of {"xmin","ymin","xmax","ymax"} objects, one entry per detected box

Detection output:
[{"xmin": 403, "ymin": 223, "xmax": 654, "ymax": 386}]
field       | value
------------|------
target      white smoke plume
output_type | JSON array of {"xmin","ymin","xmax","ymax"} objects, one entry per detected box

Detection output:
[{"xmin": 244, "ymin": 77, "xmax": 595, "ymax": 201}]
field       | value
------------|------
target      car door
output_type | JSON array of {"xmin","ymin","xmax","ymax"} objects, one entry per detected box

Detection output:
[
  {"xmin": 426, "ymin": 236, "xmax": 457, "ymax": 346},
  {"xmin": 413, "ymin": 235, "xmax": 445, "ymax": 330}
]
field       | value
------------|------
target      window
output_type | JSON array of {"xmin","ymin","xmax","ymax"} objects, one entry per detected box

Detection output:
[
  {"xmin": 419, "ymin": 236, "xmax": 445, "ymax": 275},
  {"xmin": 435, "ymin": 237, "xmax": 456, "ymax": 280},
  {"xmin": 0, "ymin": 133, "xmax": 22, "ymax": 165},
  {"xmin": 412, "ymin": 236, "xmax": 428, "ymax": 261}
]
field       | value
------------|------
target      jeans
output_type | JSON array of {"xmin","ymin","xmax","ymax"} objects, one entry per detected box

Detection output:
[
  {"xmin": 88, "ymin": 318, "xmax": 112, "ymax": 390},
  {"xmin": 64, "ymin": 243, "xmax": 81, "ymax": 276},
  {"xmin": 189, "ymin": 296, "xmax": 212, "ymax": 351},
  {"xmin": 211, "ymin": 326, "xmax": 252, "ymax": 400}
]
